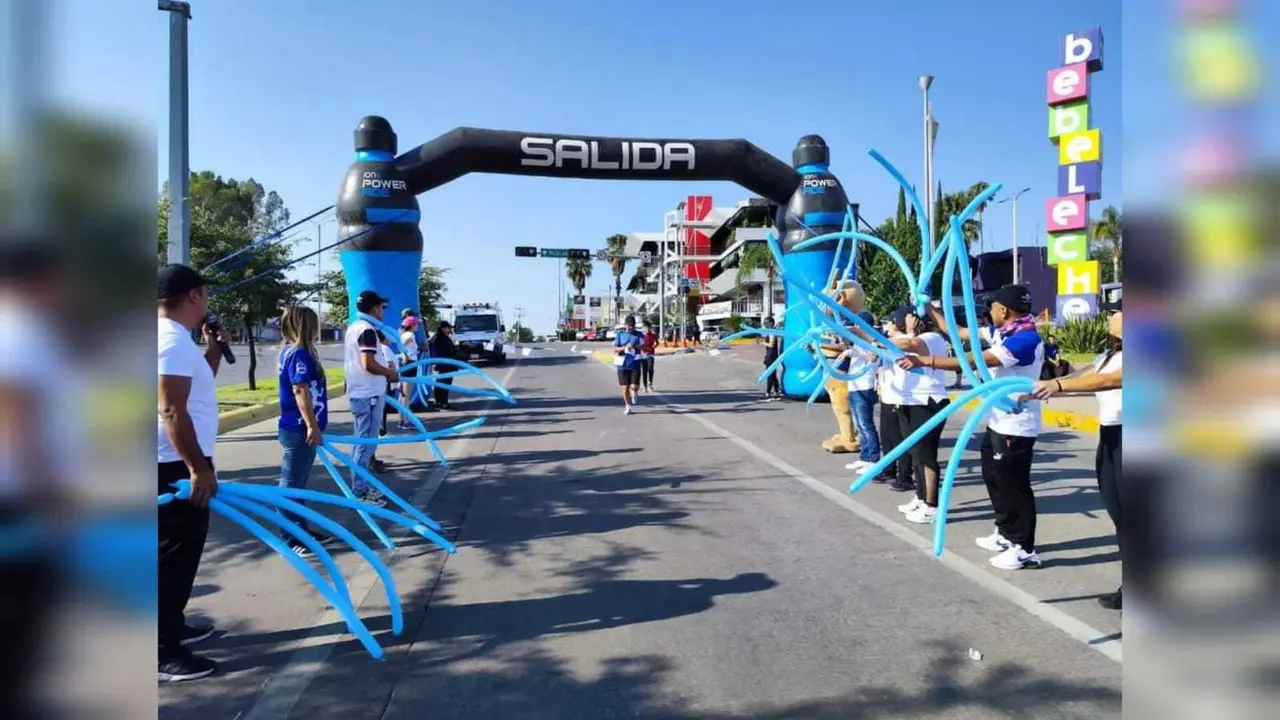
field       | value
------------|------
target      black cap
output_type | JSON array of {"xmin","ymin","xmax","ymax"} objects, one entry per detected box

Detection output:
[
  {"xmin": 158, "ymin": 263, "xmax": 211, "ymax": 300},
  {"xmin": 1100, "ymin": 295, "xmax": 1122, "ymax": 313},
  {"xmin": 355, "ymin": 289, "xmax": 388, "ymax": 312},
  {"xmin": 437, "ymin": 320, "xmax": 452, "ymax": 331},
  {"xmin": 889, "ymin": 305, "xmax": 916, "ymax": 331},
  {"xmin": 992, "ymin": 283, "xmax": 1033, "ymax": 314}
]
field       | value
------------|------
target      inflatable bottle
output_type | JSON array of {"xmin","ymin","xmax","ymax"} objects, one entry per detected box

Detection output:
[
  {"xmin": 778, "ymin": 134, "xmax": 852, "ymax": 399},
  {"xmin": 335, "ymin": 116, "xmax": 424, "ymax": 339}
]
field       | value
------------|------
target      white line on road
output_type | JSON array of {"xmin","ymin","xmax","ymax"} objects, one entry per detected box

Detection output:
[
  {"xmin": 243, "ymin": 362, "xmax": 521, "ymax": 720},
  {"xmin": 649, "ymin": 391, "xmax": 1123, "ymax": 665}
]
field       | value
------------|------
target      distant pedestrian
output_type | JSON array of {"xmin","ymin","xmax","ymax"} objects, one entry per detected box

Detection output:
[
  {"xmin": 427, "ymin": 321, "xmax": 456, "ymax": 409},
  {"xmin": 761, "ymin": 316, "xmax": 783, "ymax": 400},
  {"xmin": 397, "ymin": 315, "xmax": 422, "ymax": 428},
  {"xmin": 638, "ymin": 321, "xmax": 658, "ymax": 392}
]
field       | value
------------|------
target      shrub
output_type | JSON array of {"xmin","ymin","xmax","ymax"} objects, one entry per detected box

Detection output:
[{"xmin": 1045, "ymin": 316, "xmax": 1109, "ymax": 355}]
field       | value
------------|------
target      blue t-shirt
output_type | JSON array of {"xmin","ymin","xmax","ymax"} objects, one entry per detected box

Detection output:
[
  {"xmin": 614, "ymin": 330, "xmax": 643, "ymax": 370},
  {"xmin": 1044, "ymin": 342, "xmax": 1060, "ymax": 360},
  {"xmin": 278, "ymin": 346, "xmax": 328, "ymax": 431}
]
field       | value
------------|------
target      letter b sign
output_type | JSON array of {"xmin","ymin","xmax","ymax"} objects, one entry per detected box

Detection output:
[{"xmin": 1063, "ymin": 28, "xmax": 1103, "ymax": 71}]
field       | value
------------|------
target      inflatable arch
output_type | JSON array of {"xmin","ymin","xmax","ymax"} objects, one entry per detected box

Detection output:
[{"xmin": 336, "ymin": 115, "xmax": 854, "ymax": 397}]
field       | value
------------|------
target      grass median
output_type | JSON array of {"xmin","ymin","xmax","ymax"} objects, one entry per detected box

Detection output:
[{"xmin": 217, "ymin": 367, "xmax": 345, "ymax": 412}]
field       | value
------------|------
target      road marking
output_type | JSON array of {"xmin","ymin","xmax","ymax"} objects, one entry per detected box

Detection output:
[
  {"xmin": 242, "ymin": 362, "xmax": 521, "ymax": 720},
  {"xmin": 643, "ymin": 387, "xmax": 1123, "ymax": 665}
]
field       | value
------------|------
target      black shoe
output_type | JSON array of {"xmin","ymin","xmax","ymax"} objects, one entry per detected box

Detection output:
[
  {"xmin": 1097, "ymin": 587, "xmax": 1122, "ymax": 610},
  {"xmin": 159, "ymin": 648, "xmax": 217, "ymax": 682},
  {"xmin": 371, "ymin": 459, "xmax": 388, "ymax": 473},
  {"xmin": 888, "ymin": 477, "xmax": 916, "ymax": 493},
  {"xmin": 180, "ymin": 622, "xmax": 215, "ymax": 647}
]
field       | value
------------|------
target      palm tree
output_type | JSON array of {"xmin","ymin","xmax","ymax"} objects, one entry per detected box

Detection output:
[
  {"xmin": 605, "ymin": 233, "xmax": 628, "ymax": 322},
  {"xmin": 934, "ymin": 181, "xmax": 990, "ymax": 248},
  {"xmin": 1091, "ymin": 205, "xmax": 1122, "ymax": 282},
  {"xmin": 566, "ymin": 257, "xmax": 592, "ymax": 295},
  {"xmin": 736, "ymin": 241, "xmax": 779, "ymax": 319}
]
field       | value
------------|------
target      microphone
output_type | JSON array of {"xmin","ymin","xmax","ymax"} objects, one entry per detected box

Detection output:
[{"xmin": 203, "ymin": 312, "xmax": 237, "ymax": 365}]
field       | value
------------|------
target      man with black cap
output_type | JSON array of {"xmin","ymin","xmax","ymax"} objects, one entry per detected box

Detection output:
[
  {"xmin": 157, "ymin": 263, "xmax": 227, "ymax": 681},
  {"xmin": 343, "ymin": 290, "xmax": 398, "ymax": 506},
  {"xmin": 900, "ymin": 283, "xmax": 1046, "ymax": 570}
]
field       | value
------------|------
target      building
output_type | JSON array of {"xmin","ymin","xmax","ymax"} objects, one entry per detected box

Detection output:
[{"xmin": 623, "ymin": 195, "xmax": 782, "ymax": 336}]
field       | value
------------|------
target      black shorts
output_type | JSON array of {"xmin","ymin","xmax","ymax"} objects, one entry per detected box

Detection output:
[
  {"xmin": 901, "ymin": 398, "xmax": 950, "ymax": 470},
  {"xmin": 617, "ymin": 368, "xmax": 639, "ymax": 386},
  {"xmin": 400, "ymin": 366, "xmax": 418, "ymax": 379}
]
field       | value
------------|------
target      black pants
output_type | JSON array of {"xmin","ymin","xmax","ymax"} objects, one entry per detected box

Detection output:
[
  {"xmin": 764, "ymin": 356, "xmax": 780, "ymax": 395},
  {"xmin": 980, "ymin": 430, "xmax": 1038, "ymax": 552},
  {"xmin": 641, "ymin": 357, "xmax": 655, "ymax": 387},
  {"xmin": 879, "ymin": 403, "xmax": 914, "ymax": 481},
  {"xmin": 1096, "ymin": 425, "xmax": 1123, "ymax": 557},
  {"xmin": 904, "ymin": 399, "xmax": 951, "ymax": 505},
  {"xmin": 159, "ymin": 459, "xmax": 212, "ymax": 651},
  {"xmin": 433, "ymin": 375, "xmax": 453, "ymax": 406},
  {"xmin": 0, "ymin": 507, "xmax": 56, "ymax": 720}
]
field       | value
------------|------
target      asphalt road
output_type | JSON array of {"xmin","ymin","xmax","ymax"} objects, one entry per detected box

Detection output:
[
  {"xmin": 161, "ymin": 343, "xmax": 1122, "ymax": 719},
  {"xmin": 214, "ymin": 343, "xmax": 345, "ymax": 387}
]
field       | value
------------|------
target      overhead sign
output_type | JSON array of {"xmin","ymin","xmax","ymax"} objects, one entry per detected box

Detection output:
[{"xmin": 539, "ymin": 248, "xmax": 592, "ymax": 259}]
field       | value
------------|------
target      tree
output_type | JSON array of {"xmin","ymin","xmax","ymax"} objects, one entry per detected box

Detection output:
[
  {"xmin": 319, "ymin": 263, "xmax": 449, "ymax": 328},
  {"xmin": 736, "ymin": 241, "xmax": 778, "ymax": 318},
  {"xmin": 1091, "ymin": 205, "xmax": 1122, "ymax": 283},
  {"xmin": 158, "ymin": 171, "xmax": 300, "ymax": 390},
  {"xmin": 605, "ymin": 233, "xmax": 628, "ymax": 321},
  {"xmin": 934, "ymin": 181, "xmax": 990, "ymax": 248},
  {"xmin": 566, "ymin": 257, "xmax": 592, "ymax": 295}
]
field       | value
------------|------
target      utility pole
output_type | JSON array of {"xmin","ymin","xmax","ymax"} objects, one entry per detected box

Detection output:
[
  {"xmin": 9, "ymin": 0, "xmax": 46, "ymax": 233},
  {"xmin": 918, "ymin": 75, "xmax": 935, "ymax": 256},
  {"xmin": 159, "ymin": 1, "xmax": 192, "ymax": 265},
  {"xmin": 314, "ymin": 221, "xmax": 324, "ymax": 323},
  {"xmin": 998, "ymin": 187, "xmax": 1031, "ymax": 285}
]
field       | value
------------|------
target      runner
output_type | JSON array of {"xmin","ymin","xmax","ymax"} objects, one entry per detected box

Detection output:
[
  {"xmin": 638, "ymin": 320, "xmax": 658, "ymax": 392},
  {"xmin": 903, "ymin": 284, "xmax": 1045, "ymax": 570},
  {"xmin": 761, "ymin": 316, "xmax": 782, "ymax": 401},
  {"xmin": 613, "ymin": 315, "xmax": 643, "ymax": 414}
]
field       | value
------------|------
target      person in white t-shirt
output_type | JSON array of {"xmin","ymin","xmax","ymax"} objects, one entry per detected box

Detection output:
[
  {"xmin": 892, "ymin": 308, "xmax": 954, "ymax": 525},
  {"xmin": 156, "ymin": 263, "xmax": 228, "ymax": 681},
  {"xmin": 902, "ymin": 284, "xmax": 1046, "ymax": 570},
  {"xmin": 396, "ymin": 315, "xmax": 421, "ymax": 429},
  {"xmin": 343, "ymin": 290, "xmax": 398, "ymax": 505},
  {"xmin": 840, "ymin": 310, "xmax": 882, "ymax": 473},
  {"xmin": 1035, "ymin": 298, "xmax": 1123, "ymax": 608},
  {"xmin": 871, "ymin": 312, "xmax": 916, "ymax": 491}
]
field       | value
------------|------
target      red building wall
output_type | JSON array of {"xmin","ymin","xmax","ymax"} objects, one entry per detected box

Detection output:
[{"xmin": 683, "ymin": 195, "xmax": 713, "ymax": 303}]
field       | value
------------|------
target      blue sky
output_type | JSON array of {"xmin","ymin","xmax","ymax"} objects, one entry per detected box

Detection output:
[{"xmin": 54, "ymin": 0, "xmax": 1147, "ymax": 333}]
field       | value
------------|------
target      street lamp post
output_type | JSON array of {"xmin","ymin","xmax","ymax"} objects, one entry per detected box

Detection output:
[
  {"xmin": 918, "ymin": 75, "xmax": 935, "ymax": 255},
  {"xmin": 997, "ymin": 187, "xmax": 1031, "ymax": 285},
  {"xmin": 314, "ymin": 221, "xmax": 324, "ymax": 323},
  {"xmin": 159, "ymin": 0, "xmax": 193, "ymax": 264}
]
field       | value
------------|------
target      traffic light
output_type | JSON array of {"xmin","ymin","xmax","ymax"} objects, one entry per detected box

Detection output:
[
  {"xmin": 567, "ymin": 248, "xmax": 591, "ymax": 259},
  {"xmin": 514, "ymin": 246, "xmax": 538, "ymax": 257}
]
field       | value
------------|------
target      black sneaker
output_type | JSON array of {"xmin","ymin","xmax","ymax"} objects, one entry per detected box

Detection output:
[
  {"xmin": 158, "ymin": 648, "xmax": 217, "ymax": 682},
  {"xmin": 180, "ymin": 622, "xmax": 215, "ymax": 647},
  {"xmin": 285, "ymin": 538, "xmax": 313, "ymax": 558},
  {"xmin": 888, "ymin": 477, "xmax": 916, "ymax": 493},
  {"xmin": 1097, "ymin": 587, "xmax": 1122, "ymax": 610},
  {"xmin": 371, "ymin": 459, "xmax": 388, "ymax": 473}
]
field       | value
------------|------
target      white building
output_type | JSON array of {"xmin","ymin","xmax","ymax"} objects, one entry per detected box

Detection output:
[{"xmin": 622, "ymin": 197, "xmax": 781, "ymax": 335}]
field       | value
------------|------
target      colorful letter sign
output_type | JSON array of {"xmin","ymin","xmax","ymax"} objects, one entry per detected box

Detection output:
[
  {"xmin": 1057, "ymin": 161, "xmax": 1101, "ymax": 198},
  {"xmin": 1047, "ymin": 27, "xmax": 1104, "ymax": 320},
  {"xmin": 1046, "ymin": 63, "xmax": 1089, "ymax": 105},
  {"xmin": 1045, "ymin": 195, "xmax": 1087, "ymax": 232}
]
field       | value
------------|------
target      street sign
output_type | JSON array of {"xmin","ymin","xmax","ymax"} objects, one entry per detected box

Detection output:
[
  {"xmin": 515, "ymin": 246, "xmax": 538, "ymax": 257},
  {"xmin": 540, "ymin": 248, "xmax": 590, "ymax": 259},
  {"xmin": 639, "ymin": 250, "xmax": 652, "ymax": 263},
  {"xmin": 595, "ymin": 249, "xmax": 609, "ymax": 261}
]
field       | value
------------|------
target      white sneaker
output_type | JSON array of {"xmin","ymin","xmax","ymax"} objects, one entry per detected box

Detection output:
[
  {"xmin": 897, "ymin": 497, "xmax": 923, "ymax": 515},
  {"xmin": 624, "ymin": 405, "xmax": 632, "ymax": 415},
  {"xmin": 989, "ymin": 545, "xmax": 1041, "ymax": 570},
  {"xmin": 844, "ymin": 460, "xmax": 871, "ymax": 472},
  {"xmin": 904, "ymin": 505, "xmax": 937, "ymax": 524},
  {"xmin": 974, "ymin": 530, "xmax": 1014, "ymax": 553}
]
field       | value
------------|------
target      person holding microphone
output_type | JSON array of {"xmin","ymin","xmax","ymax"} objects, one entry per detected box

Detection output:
[{"xmin": 157, "ymin": 264, "xmax": 226, "ymax": 681}]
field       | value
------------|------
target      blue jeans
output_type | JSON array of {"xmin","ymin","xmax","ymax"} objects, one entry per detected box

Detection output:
[
  {"xmin": 349, "ymin": 395, "xmax": 380, "ymax": 494},
  {"xmin": 849, "ymin": 389, "xmax": 881, "ymax": 462},
  {"xmin": 278, "ymin": 427, "xmax": 317, "ymax": 532}
]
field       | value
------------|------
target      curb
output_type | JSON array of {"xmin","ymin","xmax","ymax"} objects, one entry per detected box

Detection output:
[{"xmin": 217, "ymin": 380, "xmax": 347, "ymax": 435}]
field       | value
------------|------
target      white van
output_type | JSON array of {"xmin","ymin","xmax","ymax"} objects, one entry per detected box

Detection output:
[{"xmin": 452, "ymin": 302, "xmax": 507, "ymax": 364}]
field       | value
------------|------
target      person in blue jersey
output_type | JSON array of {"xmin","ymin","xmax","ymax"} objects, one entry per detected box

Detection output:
[
  {"xmin": 613, "ymin": 315, "xmax": 644, "ymax": 414},
  {"xmin": 899, "ymin": 284, "xmax": 1046, "ymax": 570},
  {"xmin": 275, "ymin": 306, "xmax": 331, "ymax": 556}
]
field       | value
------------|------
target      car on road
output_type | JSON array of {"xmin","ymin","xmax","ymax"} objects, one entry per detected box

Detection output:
[{"xmin": 452, "ymin": 302, "xmax": 507, "ymax": 365}]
